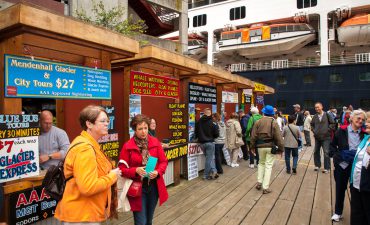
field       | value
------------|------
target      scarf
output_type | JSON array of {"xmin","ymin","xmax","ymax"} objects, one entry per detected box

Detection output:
[{"xmin": 134, "ymin": 135, "xmax": 150, "ymax": 165}]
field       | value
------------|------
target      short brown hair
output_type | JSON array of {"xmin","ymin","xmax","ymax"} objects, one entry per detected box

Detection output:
[
  {"xmin": 130, "ymin": 114, "xmax": 151, "ymax": 131},
  {"xmin": 79, "ymin": 105, "xmax": 108, "ymax": 130},
  {"xmin": 213, "ymin": 113, "xmax": 221, "ymax": 121},
  {"xmin": 230, "ymin": 112, "xmax": 238, "ymax": 119}
]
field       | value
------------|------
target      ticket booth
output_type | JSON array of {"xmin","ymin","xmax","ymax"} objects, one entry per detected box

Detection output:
[{"xmin": 0, "ymin": 3, "xmax": 139, "ymax": 224}]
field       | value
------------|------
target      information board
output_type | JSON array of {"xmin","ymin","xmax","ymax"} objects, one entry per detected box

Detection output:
[
  {"xmin": 188, "ymin": 83, "xmax": 217, "ymax": 104},
  {"xmin": 5, "ymin": 55, "xmax": 111, "ymax": 99}
]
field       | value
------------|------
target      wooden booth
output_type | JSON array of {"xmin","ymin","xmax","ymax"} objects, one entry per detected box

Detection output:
[
  {"xmin": 0, "ymin": 3, "xmax": 139, "ymax": 224},
  {"xmin": 111, "ymin": 45, "xmax": 202, "ymax": 186}
]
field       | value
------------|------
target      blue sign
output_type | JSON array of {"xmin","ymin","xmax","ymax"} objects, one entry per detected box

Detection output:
[{"xmin": 4, "ymin": 55, "xmax": 111, "ymax": 99}]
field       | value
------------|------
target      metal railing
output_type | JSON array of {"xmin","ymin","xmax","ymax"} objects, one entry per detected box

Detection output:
[{"xmin": 188, "ymin": 0, "xmax": 227, "ymax": 9}]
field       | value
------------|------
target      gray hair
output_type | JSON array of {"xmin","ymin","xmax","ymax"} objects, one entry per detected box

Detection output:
[
  {"xmin": 250, "ymin": 107, "xmax": 259, "ymax": 114},
  {"xmin": 350, "ymin": 109, "xmax": 367, "ymax": 122}
]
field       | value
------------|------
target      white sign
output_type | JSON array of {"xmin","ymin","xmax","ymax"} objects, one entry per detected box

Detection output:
[
  {"xmin": 187, "ymin": 156, "xmax": 198, "ymax": 180},
  {"xmin": 0, "ymin": 136, "xmax": 40, "ymax": 183},
  {"xmin": 222, "ymin": 91, "xmax": 238, "ymax": 103},
  {"xmin": 243, "ymin": 89, "xmax": 253, "ymax": 96},
  {"xmin": 188, "ymin": 143, "xmax": 204, "ymax": 157}
]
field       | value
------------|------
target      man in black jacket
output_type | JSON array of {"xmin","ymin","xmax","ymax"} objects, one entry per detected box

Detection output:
[
  {"xmin": 293, "ymin": 104, "xmax": 304, "ymax": 130},
  {"xmin": 195, "ymin": 108, "xmax": 219, "ymax": 180},
  {"xmin": 329, "ymin": 110, "xmax": 366, "ymax": 222}
]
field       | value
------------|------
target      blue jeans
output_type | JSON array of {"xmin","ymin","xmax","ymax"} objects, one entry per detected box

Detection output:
[
  {"xmin": 133, "ymin": 181, "xmax": 159, "ymax": 225},
  {"xmin": 285, "ymin": 147, "xmax": 298, "ymax": 171},
  {"xmin": 201, "ymin": 142, "xmax": 217, "ymax": 178}
]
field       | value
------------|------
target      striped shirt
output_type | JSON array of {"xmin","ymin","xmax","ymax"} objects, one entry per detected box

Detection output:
[{"xmin": 39, "ymin": 126, "xmax": 70, "ymax": 169}]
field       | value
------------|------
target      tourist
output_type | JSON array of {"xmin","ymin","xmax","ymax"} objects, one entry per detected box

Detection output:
[
  {"xmin": 195, "ymin": 108, "xmax": 219, "ymax": 180},
  {"xmin": 226, "ymin": 112, "xmax": 243, "ymax": 167},
  {"xmin": 119, "ymin": 114, "xmax": 168, "ymax": 225},
  {"xmin": 55, "ymin": 105, "xmax": 121, "ymax": 223},
  {"xmin": 330, "ymin": 110, "xmax": 367, "ymax": 222},
  {"xmin": 282, "ymin": 115, "xmax": 301, "ymax": 174},
  {"xmin": 213, "ymin": 112, "xmax": 226, "ymax": 174},
  {"xmin": 250, "ymin": 105, "xmax": 284, "ymax": 194},
  {"xmin": 276, "ymin": 111, "xmax": 285, "ymax": 132},
  {"xmin": 303, "ymin": 110, "xmax": 312, "ymax": 147},
  {"xmin": 311, "ymin": 102, "xmax": 335, "ymax": 173},
  {"xmin": 238, "ymin": 110, "xmax": 250, "ymax": 160},
  {"xmin": 350, "ymin": 111, "xmax": 370, "ymax": 225},
  {"xmin": 246, "ymin": 107, "xmax": 262, "ymax": 168},
  {"xmin": 38, "ymin": 110, "xmax": 70, "ymax": 170},
  {"xmin": 293, "ymin": 104, "xmax": 304, "ymax": 132}
]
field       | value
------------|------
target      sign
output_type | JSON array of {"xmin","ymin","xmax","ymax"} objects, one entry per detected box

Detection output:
[
  {"xmin": 243, "ymin": 89, "xmax": 253, "ymax": 95},
  {"xmin": 187, "ymin": 156, "xmax": 198, "ymax": 180},
  {"xmin": 188, "ymin": 143, "xmax": 204, "ymax": 157},
  {"xmin": 0, "ymin": 114, "xmax": 40, "ymax": 139},
  {"xmin": 188, "ymin": 83, "xmax": 217, "ymax": 104},
  {"xmin": 256, "ymin": 95, "xmax": 264, "ymax": 105},
  {"xmin": 129, "ymin": 95, "xmax": 141, "ymax": 138},
  {"xmin": 245, "ymin": 95, "xmax": 251, "ymax": 103},
  {"xmin": 222, "ymin": 91, "xmax": 238, "ymax": 103},
  {"xmin": 164, "ymin": 144, "xmax": 188, "ymax": 161},
  {"xmin": 188, "ymin": 104, "xmax": 196, "ymax": 141},
  {"xmin": 254, "ymin": 82, "xmax": 265, "ymax": 93},
  {"xmin": 98, "ymin": 106, "xmax": 119, "ymax": 163},
  {"xmin": 5, "ymin": 55, "xmax": 111, "ymax": 99},
  {"xmin": 9, "ymin": 186, "xmax": 56, "ymax": 225},
  {"xmin": 0, "ymin": 136, "xmax": 39, "ymax": 183},
  {"xmin": 168, "ymin": 103, "xmax": 187, "ymax": 145},
  {"xmin": 130, "ymin": 71, "xmax": 179, "ymax": 99}
]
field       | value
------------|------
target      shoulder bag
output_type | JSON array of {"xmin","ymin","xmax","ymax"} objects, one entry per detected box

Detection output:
[
  {"xmin": 125, "ymin": 150, "xmax": 142, "ymax": 198},
  {"xmin": 270, "ymin": 119, "xmax": 278, "ymax": 154}
]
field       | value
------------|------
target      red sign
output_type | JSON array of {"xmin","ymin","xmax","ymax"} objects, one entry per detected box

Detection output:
[{"xmin": 130, "ymin": 71, "xmax": 179, "ymax": 99}]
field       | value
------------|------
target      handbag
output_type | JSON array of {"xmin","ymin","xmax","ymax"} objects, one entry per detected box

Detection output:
[
  {"xmin": 288, "ymin": 125, "xmax": 302, "ymax": 147},
  {"xmin": 270, "ymin": 119, "xmax": 279, "ymax": 154},
  {"xmin": 234, "ymin": 123, "xmax": 245, "ymax": 148},
  {"xmin": 119, "ymin": 155, "xmax": 143, "ymax": 198}
]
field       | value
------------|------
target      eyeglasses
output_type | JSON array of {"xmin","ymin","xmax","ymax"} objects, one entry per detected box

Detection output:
[
  {"xmin": 97, "ymin": 119, "xmax": 110, "ymax": 124},
  {"xmin": 354, "ymin": 117, "xmax": 365, "ymax": 122}
]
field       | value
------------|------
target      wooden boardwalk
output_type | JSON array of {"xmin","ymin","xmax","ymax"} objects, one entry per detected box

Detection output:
[{"xmin": 112, "ymin": 145, "xmax": 351, "ymax": 225}]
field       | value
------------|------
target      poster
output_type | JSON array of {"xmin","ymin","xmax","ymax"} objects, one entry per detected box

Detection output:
[
  {"xmin": 9, "ymin": 186, "xmax": 55, "ymax": 225},
  {"xmin": 168, "ymin": 104, "xmax": 187, "ymax": 145},
  {"xmin": 188, "ymin": 83, "xmax": 217, "ymax": 104},
  {"xmin": 129, "ymin": 95, "xmax": 141, "ymax": 138},
  {"xmin": 256, "ymin": 95, "xmax": 265, "ymax": 105},
  {"xmin": 187, "ymin": 156, "xmax": 198, "ymax": 180},
  {"xmin": 130, "ymin": 71, "xmax": 179, "ymax": 99},
  {"xmin": 188, "ymin": 143, "xmax": 204, "ymax": 157},
  {"xmin": 188, "ymin": 103, "xmax": 196, "ymax": 141},
  {"xmin": 5, "ymin": 54, "xmax": 111, "ymax": 99},
  {"xmin": 212, "ymin": 104, "xmax": 217, "ymax": 114},
  {"xmin": 164, "ymin": 144, "xmax": 188, "ymax": 161},
  {"xmin": 222, "ymin": 91, "xmax": 238, "ymax": 103},
  {"xmin": 98, "ymin": 106, "xmax": 119, "ymax": 163},
  {"xmin": 0, "ymin": 136, "xmax": 39, "ymax": 183}
]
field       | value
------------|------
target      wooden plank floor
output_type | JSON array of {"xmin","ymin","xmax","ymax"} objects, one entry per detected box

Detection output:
[{"xmin": 111, "ymin": 145, "xmax": 350, "ymax": 225}]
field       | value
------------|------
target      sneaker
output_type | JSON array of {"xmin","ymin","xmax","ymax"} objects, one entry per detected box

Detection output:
[
  {"xmin": 263, "ymin": 189, "xmax": 272, "ymax": 194},
  {"xmin": 212, "ymin": 173, "xmax": 219, "ymax": 179},
  {"xmin": 322, "ymin": 169, "xmax": 329, "ymax": 174},
  {"xmin": 231, "ymin": 163, "xmax": 237, "ymax": 168},
  {"xmin": 255, "ymin": 182, "xmax": 262, "ymax": 190},
  {"xmin": 331, "ymin": 214, "xmax": 343, "ymax": 222},
  {"xmin": 314, "ymin": 167, "xmax": 319, "ymax": 171},
  {"xmin": 249, "ymin": 164, "xmax": 255, "ymax": 169},
  {"xmin": 235, "ymin": 163, "xmax": 240, "ymax": 167},
  {"xmin": 292, "ymin": 168, "xmax": 297, "ymax": 174},
  {"xmin": 286, "ymin": 169, "xmax": 291, "ymax": 174}
]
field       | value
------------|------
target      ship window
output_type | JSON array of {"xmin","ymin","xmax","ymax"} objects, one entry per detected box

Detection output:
[
  {"xmin": 250, "ymin": 29, "xmax": 262, "ymax": 37},
  {"xmin": 304, "ymin": 100, "xmax": 315, "ymax": 109},
  {"xmin": 270, "ymin": 27, "xmax": 279, "ymax": 34},
  {"xmin": 359, "ymin": 72, "xmax": 370, "ymax": 81},
  {"xmin": 221, "ymin": 32, "xmax": 241, "ymax": 40},
  {"xmin": 303, "ymin": 74, "xmax": 315, "ymax": 83},
  {"xmin": 330, "ymin": 99, "xmax": 342, "ymax": 109},
  {"xmin": 330, "ymin": 74, "xmax": 343, "ymax": 83},
  {"xmin": 230, "ymin": 6, "xmax": 246, "ymax": 21},
  {"xmin": 360, "ymin": 99, "xmax": 370, "ymax": 110},
  {"xmin": 277, "ymin": 100, "xmax": 287, "ymax": 109},
  {"xmin": 193, "ymin": 14, "xmax": 207, "ymax": 27},
  {"xmin": 279, "ymin": 26, "xmax": 287, "ymax": 33},
  {"xmin": 277, "ymin": 76, "xmax": 287, "ymax": 85},
  {"xmin": 287, "ymin": 25, "xmax": 294, "ymax": 32},
  {"xmin": 297, "ymin": 0, "xmax": 317, "ymax": 9}
]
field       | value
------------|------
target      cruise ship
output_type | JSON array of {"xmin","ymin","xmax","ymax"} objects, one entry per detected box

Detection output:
[{"xmin": 162, "ymin": 0, "xmax": 370, "ymax": 113}]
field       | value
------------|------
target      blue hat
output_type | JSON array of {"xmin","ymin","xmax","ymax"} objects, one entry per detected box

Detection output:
[{"xmin": 262, "ymin": 105, "xmax": 275, "ymax": 116}]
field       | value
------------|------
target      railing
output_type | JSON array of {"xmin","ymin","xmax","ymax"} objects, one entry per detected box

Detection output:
[
  {"xmin": 228, "ymin": 53, "xmax": 370, "ymax": 72},
  {"xmin": 188, "ymin": 0, "xmax": 227, "ymax": 9}
]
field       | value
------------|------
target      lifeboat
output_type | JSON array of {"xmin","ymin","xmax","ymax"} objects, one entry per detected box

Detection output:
[
  {"xmin": 187, "ymin": 39, "xmax": 207, "ymax": 60},
  {"xmin": 337, "ymin": 14, "xmax": 370, "ymax": 47},
  {"xmin": 217, "ymin": 23, "xmax": 315, "ymax": 58}
]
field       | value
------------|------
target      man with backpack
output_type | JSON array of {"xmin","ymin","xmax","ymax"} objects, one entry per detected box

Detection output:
[
  {"xmin": 239, "ymin": 110, "xmax": 251, "ymax": 161},
  {"xmin": 246, "ymin": 107, "xmax": 262, "ymax": 168}
]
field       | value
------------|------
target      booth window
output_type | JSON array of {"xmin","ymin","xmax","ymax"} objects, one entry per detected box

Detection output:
[
  {"xmin": 303, "ymin": 74, "xmax": 315, "ymax": 83},
  {"xmin": 330, "ymin": 73, "xmax": 343, "ymax": 83},
  {"xmin": 277, "ymin": 75, "xmax": 287, "ymax": 85},
  {"xmin": 193, "ymin": 14, "xmax": 207, "ymax": 27},
  {"xmin": 359, "ymin": 72, "xmax": 370, "ymax": 81},
  {"xmin": 297, "ymin": 0, "xmax": 317, "ymax": 9},
  {"xmin": 360, "ymin": 99, "xmax": 370, "ymax": 110},
  {"xmin": 22, "ymin": 98, "xmax": 57, "ymax": 123},
  {"xmin": 303, "ymin": 99, "xmax": 314, "ymax": 109},
  {"xmin": 230, "ymin": 6, "xmax": 246, "ymax": 21}
]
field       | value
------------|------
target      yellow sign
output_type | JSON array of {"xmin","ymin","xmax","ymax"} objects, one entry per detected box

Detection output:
[{"xmin": 254, "ymin": 82, "xmax": 265, "ymax": 93}]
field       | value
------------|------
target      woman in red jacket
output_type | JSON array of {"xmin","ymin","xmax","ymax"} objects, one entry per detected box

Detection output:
[{"xmin": 119, "ymin": 114, "xmax": 168, "ymax": 225}]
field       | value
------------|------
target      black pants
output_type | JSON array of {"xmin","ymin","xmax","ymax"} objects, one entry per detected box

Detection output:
[
  {"xmin": 334, "ymin": 162, "xmax": 351, "ymax": 215},
  {"xmin": 241, "ymin": 144, "xmax": 249, "ymax": 160},
  {"xmin": 304, "ymin": 130, "xmax": 311, "ymax": 146},
  {"xmin": 215, "ymin": 144, "xmax": 224, "ymax": 173},
  {"xmin": 351, "ymin": 186, "xmax": 370, "ymax": 225}
]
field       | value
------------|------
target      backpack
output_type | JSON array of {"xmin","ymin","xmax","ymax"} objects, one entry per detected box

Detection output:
[{"xmin": 42, "ymin": 142, "xmax": 82, "ymax": 201}]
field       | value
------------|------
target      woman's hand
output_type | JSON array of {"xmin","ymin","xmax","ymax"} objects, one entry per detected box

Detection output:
[
  {"xmin": 110, "ymin": 168, "xmax": 122, "ymax": 177},
  {"xmin": 136, "ymin": 167, "xmax": 147, "ymax": 177},
  {"xmin": 149, "ymin": 170, "xmax": 158, "ymax": 179}
]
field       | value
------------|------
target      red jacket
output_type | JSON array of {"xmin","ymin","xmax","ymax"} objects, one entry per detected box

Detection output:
[{"xmin": 118, "ymin": 135, "xmax": 168, "ymax": 211}]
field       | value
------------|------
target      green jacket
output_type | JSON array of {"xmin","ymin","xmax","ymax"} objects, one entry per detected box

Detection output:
[{"xmin": 245, "ymin": 114, "xmax": 263, "ymax": 142}]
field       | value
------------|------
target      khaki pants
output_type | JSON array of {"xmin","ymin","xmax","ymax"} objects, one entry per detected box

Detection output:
[
  {"xmin": 257, "ymin": 147, "xmax": 275, "ymax": 190},
  {"xmin": 229, "ymin": 148, "xmax": 239, "ymax": 164}
]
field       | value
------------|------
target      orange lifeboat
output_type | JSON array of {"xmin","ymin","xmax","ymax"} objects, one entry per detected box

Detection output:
[{"xmin": 337, "ymin": 14, "xmax": 370, "ymax": 47}]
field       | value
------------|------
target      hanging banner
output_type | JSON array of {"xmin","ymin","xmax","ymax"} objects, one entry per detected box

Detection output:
[
  {"xmin": 164, "ymin": 143, "xmax": 188, "ymax": 161},
  {"xmin": 9, "ymin": 186, "xmax": 55, "ymax": 225},
  {"xmin": 130, "ymin": 71, "xmax": 179, "ymax": 99},
  {"xmin": 129, "ymin": 95, "xmax": 141, "ymax": 138},
  {"xmin": 188, "ymin": 83, "xmax": 217, "ymax": 104},
  {"xmin": 256, "ymin": 95, "xmax": 265, "ymax": 105},
  {"xmin": 98, "ymin": 106, "xmax": 119, "ymax": 163},
  {"xmin": 222, "ymin": 91, "xmax": 238, "ymax": 103},
  {"xmin": 168, "ymin": 103, "xmax": 187, "ymax": 145},
  {"xmin": 5, "ymin": 55, "xmax": 111, "ymax": 99}
]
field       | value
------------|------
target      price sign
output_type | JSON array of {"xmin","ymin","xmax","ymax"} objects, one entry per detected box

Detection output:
[{"xmin": 4, "ymin": 54, "xmax": 111, "ymax": 99}]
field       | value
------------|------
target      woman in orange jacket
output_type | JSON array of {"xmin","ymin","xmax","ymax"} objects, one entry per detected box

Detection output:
[{"xmin": 55, "ymin": 105, "xmax": 121, "ymax": 223}]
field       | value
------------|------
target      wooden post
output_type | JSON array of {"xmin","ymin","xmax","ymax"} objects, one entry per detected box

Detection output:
[{"xmin": 216, "ymin": 84, "xmax": 223, "ymax": 115}]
